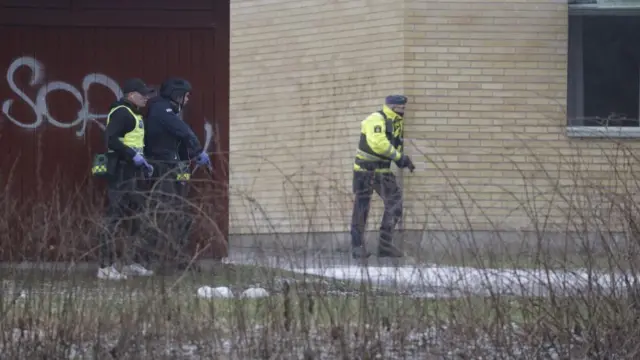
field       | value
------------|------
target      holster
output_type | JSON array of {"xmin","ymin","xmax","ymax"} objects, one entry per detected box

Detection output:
[
  {"xmin": 354, "ymin": 157, "xmax": 391, "ymax": 171},
  {"xmin": 106, "ymin": 152, "xmax": 121, "ymax": 178}
]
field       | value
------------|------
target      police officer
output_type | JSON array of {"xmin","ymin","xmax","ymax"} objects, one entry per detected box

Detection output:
[
  {"xmin": 98, "ymin": 78, "xmax": 155, "ymax": 280},
  {"xmin": 144, "ymin": 77, "xmax": 211, "ymax": 270},
  {"xmin": 350, "ymin": 95, "xmax": 415, "ymax": 259}
]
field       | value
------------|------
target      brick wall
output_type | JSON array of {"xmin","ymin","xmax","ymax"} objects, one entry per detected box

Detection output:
[
  {"xmin": 229, "ymin": 0, "xmax": 406, "ymax": 235},
  {"xmin": 403, "ymin": 0, "xmax": 569, "ymax": 232},
  {"xmin": 402, "ymin": 0, "xmax": 638, "ymax": 234},
  {"xmin": 230, "ymin": 0, "xmax": 640, "ymax": 239}
]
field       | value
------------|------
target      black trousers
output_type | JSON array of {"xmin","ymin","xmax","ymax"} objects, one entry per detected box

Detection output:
[
  {"xmin": 350, "ymin": 170, "xmax": 403, "ymax": 249},
  {"xmin": 99, "ymin": 162, "xmax": 149, "ymax": 267},
  {"xmin": 146, "ymin": 162, "xmax": 194, "ymax": 266}
]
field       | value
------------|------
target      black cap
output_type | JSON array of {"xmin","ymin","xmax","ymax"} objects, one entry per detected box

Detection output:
[
  {"xmin": 122, "ymin": 78, "xmax": 154, "ymax": 96},
  {"xmin": 385, "ymin": 95, "xmax": 408, "ymax": 105}
]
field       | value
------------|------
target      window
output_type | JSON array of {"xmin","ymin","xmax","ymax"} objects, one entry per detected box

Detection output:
[{"xmin": 567, "ymin": 3, "xmax": 640, "ymax": 137}]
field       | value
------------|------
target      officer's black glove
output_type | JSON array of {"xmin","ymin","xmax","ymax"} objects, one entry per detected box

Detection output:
[
  {"xmin": 395, "ymin": 155, "xmax": 415, "ymax": 173},
  {"xmin": 407, "ymin": 160, "xmax": 416, "ymax": 173},
  {"xmin": 395, "ymin": 155, "xmax": 408, "ymax": 168}
]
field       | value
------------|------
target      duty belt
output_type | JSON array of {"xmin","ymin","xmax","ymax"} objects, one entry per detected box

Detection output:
[
  {"xmin": 354, "ymin": 157, "xmax": 391, "ymax": 170},
  {"xmin": 150, "ymin": 160, "xmax": 192, "ymax": 181},
  {"xmin": 107, "ymin": 147, "xmax": 143, "ymax": 154}
]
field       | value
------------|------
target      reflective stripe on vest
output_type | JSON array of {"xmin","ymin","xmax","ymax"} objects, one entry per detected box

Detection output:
[{"xmin": 106, "ymin": 105, "xmax": 145, "ymax": 152}]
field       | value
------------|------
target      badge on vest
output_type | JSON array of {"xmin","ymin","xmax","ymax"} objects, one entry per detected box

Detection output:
[{"xmin": 374, "ymin": 125, "xmax": 382, "ymax": 133}]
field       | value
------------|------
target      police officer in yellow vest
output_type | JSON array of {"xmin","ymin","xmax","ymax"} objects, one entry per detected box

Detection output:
[
  {"xmin": 97, "ymin": 78, "xmax": 155, "ymax": 281},
  {"xmin": 350, "ymin": 95, "xmax": 416, "ymax": 259}
]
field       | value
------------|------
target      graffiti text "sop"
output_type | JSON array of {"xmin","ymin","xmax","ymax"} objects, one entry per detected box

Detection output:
[{"xmin": 1, "ymin": 56, "xmax": 122, "ymax": 137}]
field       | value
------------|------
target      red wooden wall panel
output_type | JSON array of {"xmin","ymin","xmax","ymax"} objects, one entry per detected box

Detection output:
[{"xmin": 0, "ymin": 0, "xmax": 230, "ymax": 261}]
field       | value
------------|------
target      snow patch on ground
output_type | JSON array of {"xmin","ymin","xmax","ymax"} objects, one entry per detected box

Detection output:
[
  {"xmin": 225, "ymin": 255, "xmax": 640, "ymax": 297},
  {"xmin": 196, "ymin": 286, "xmax": 270, "ymax": 299},
  {"xmin": 281, "ymin": 264, "xmax": 638, "ymax": 297},
  {"xmin": 241, "ymin": 287, "xmax": 270, "ymax": 298},
  {"xmin": 196, "ymin": 286, "xmax": 234, "ymax": 299}
]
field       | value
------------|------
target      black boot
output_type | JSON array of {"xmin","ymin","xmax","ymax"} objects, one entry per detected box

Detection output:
[
  {"xmin": 352, "ymin": 246, "xmax": 371, "ymax": 259},
  {"xmin": 378, "ymin": 242, "xmax": 403, "ymax": 258}
]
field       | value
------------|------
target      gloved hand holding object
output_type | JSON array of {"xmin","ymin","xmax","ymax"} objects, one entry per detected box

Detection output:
[
  {"xmin": 132, "ymin": 153, "xmax": 154, "ymax": 177},
  {"xmin": 195, "ymin": 151, "xmax": 211, "ymax": 166},
  {"xmin": 395, "ymin": 155, "xmax": 415, "ymax": 173},
  {"xmin": 144, "ymin": 164, "xmax": 154, "ymax": 179},
  {"xmin": 407, "ymin": 159, "xmax": 416, "ymax": 172},
  {"xmin": 132, "ymin": 153, "xmax": 147, "ymax": 166}
]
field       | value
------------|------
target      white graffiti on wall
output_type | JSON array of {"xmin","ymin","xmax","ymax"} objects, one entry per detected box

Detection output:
[
  {"xmin": 1, "ymin": 56, "xmax": 215, "ymax": 151},
  {"xmin": 2, "ymin": 56, "xmax": 122, "ymax": 137}
]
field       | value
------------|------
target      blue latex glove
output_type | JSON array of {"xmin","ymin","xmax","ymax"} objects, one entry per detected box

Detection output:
[
  {"xmin": 132, "ymin": 153, "xmax": 154, "ymax": 178},
  {"xmin": 132, "ymin": 153, "xmax": 147, "ymax": 167},
  {"xmin": 195, "ymin": 152, "xmax": 211, "ymax": 166}
]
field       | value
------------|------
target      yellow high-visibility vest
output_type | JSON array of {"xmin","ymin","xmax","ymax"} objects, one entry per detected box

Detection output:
[{"xmin": 106, "ymin": 105, "xmax": 144, "ymax": 153}]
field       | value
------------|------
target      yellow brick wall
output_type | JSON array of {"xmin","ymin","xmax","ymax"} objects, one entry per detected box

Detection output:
[
  {"xmin": 402, "ymin": 0, "xmax": 639, "ymax": 233},
  {"xmin": 230, "ymin": 0, "xmax": 640, "ymax": 236},
  {"xmin": 229, "ymin": 0, "xmax": 406, "ymax": 234}
]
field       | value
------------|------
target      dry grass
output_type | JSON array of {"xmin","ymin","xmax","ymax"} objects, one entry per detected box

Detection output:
[
  {"xmin": 5, "ymin": 267, "xmax": 633, "ymax": 360},
  {"xmin": 3, "ymin": 130, "xmax": 640, "ymax": 359},
  {"xmin": 4, "ymin": 269, "xmax": 640, "ymax": 359}
]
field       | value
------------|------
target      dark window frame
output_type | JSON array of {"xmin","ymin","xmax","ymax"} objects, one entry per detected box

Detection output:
[{"xmin": 567, "ymin": 3, "xmax": 640, "ymax": 138}]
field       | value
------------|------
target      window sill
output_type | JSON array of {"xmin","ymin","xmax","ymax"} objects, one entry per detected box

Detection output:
[
  {"xmin": 566, "ymin": 126, "xmax": 640, "ymax": 139},
  {"xmin": 570, "ymin": 5, "xmax": 640, "ymax": 16}
]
